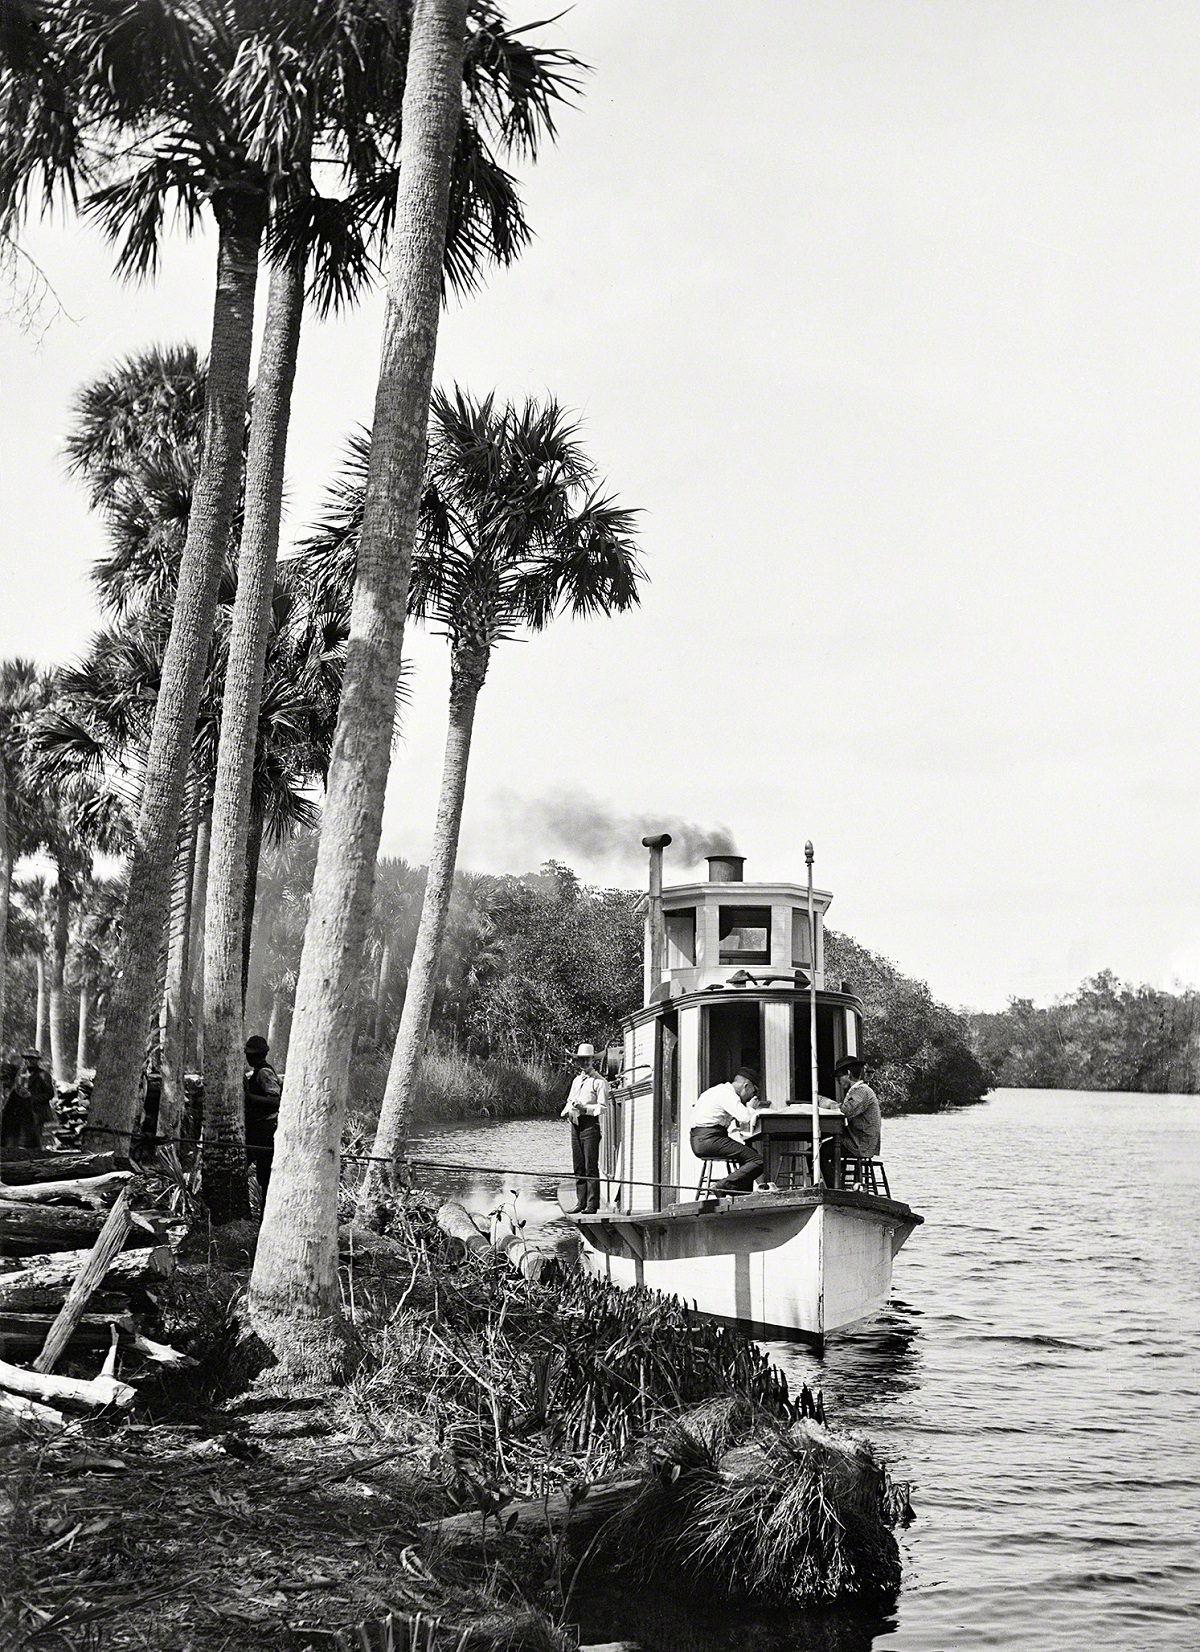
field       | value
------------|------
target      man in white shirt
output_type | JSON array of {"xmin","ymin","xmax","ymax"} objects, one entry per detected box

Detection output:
[
  {"xmin": 689, "ymin": 1066, "xmax": 766, "ymax": 1193},
  {"xmin": 561, "ymin": 1041, "xmax": 610, "ymax": 1214}
]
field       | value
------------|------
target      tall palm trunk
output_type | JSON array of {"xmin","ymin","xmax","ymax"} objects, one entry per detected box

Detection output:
[
  {"xmin": 85, "ymin": 207, "xmax": 265, "ymax": 1150},
  {"xmin": 160, "ymin": 791, "xmax": 200, "ymax": 1143},
  {"xmin": 188, "ymin": 809, "xmax": 212, "ymax": 1071},
  {"xmin": 372, "ymin": 942, "xmax": 392, "ymax": 1045},
  {"xmin": 360, "ymin": 646, "xmax": 487, "ymax": 1210},
  {"xmin": 242, "ymin": 810, "xmax": 264, "ymax": 1006},
  {"xmin": 35, "ymin": 952, "xmax": 47, "ymax": 1055},
  {"xmin": 0, "ymin": 758, "xmax": 10, "ymax": 1051},
  {"xmin": 249, "ymin": 0, "xmax": 467, "ymax": 1375},
  {"xmin": 76, "ymin": 976, "xmax": 91, "ymax": 1074},
  {"xmin": 203, "ymin": 254, "xmax": 304, "ymax": 1224},
  {"xmin": 48, "ymin": 867, "xmax": 71, "ymax": 1084}
]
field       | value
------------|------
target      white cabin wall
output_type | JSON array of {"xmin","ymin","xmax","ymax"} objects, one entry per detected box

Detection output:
[{"xmin": 763, "ymin": 1001, "xmax": 792, "ymax": 1105}]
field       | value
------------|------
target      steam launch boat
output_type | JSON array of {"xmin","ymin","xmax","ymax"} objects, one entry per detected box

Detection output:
[{"xmin": 568, "ymin": 839, "xmax": 922, "ymax": 1343}]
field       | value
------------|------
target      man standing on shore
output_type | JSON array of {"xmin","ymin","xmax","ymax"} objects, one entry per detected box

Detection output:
[
  {"xmin": 562, "ymin": 1042, "xmax": 609, "ymax": 1215},
  {"xmin": 244, "ymin": 1035, "xmax": 283, "ymax": 1202}
]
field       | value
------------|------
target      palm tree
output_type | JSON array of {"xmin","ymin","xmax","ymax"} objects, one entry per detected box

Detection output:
[
  {"xmin": 0, "ymin": 658, "xmax": 47, "ymax": 1049},
  {"xmin": 201, "ymin": 5, "xmax": 578, "ymax": 1222},
  {"xmin": 352, "ymin": 389, "xmax": 640, "ymax": 1206},
  {"xmin": 249, "ymin": 0, "xmax": 469, "ymax": 1376},
  {"xmin": 13, "ymin": 875, "xmax": 51, "ymax": 1057},
  {"xmin": 366, "ymin": 857, "xmax": 424, "ymax": 1045},
  {"xmin": 0, "ymin": 0, "xmax": 356, "ymax": 1147},
  {"xmin": 70, "ymin": 876, "xmax": 125, "ymax": 1073}
]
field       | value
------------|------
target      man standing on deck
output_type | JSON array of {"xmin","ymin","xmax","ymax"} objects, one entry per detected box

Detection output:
[
  {"xmin": 562, "ymin": 1042, "xmax": 609, "ymax": 1214},
  {"xmin": 690, "ymin": 1067, "xmax": 766, "ymax": 1194}
]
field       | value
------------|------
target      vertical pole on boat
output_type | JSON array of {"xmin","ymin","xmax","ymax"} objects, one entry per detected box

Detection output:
[{"xmin": 805, "ymin": 840, "xmax": 823, "ymax": 1185}]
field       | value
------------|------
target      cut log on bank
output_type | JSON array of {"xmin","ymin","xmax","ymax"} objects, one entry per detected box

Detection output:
[{"xmin": 436, "ymin": 1199, "xmax": 579, "ymax": 1282}]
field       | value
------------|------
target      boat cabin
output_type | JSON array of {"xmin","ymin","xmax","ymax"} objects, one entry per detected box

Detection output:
[{"xmin": 606, "ymin": 846, "xmax": 865, "ymax": 1212}]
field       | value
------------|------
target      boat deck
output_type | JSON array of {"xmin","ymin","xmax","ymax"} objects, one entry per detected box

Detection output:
[{"xmin": 572, "ymin": 1186, "xmax": 922, "ymax": 1230}]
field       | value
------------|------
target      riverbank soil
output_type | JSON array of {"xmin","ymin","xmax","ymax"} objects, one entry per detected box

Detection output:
[{"xmin": 0, "ymin": 1198, "xmax": 906, "ymax": 1651}]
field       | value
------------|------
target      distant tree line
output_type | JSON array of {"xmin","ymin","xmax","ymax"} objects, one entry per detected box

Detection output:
[{"xmin": 968, "ymin": 970, "xmax": 1200, "ymax": 1095}]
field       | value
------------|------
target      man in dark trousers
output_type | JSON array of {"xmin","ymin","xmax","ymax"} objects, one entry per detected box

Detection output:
[
  {"xmin": 561, "ymin": 1041, "xmax": 609, "ymax": 1214},
  {"xmin": 243, "ymin": 1035, "xmax": 282, "ymax": 1203}
]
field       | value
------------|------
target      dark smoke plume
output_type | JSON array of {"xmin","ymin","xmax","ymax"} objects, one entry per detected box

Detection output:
[{"xmin": 499, "ymin": 789, "xmax": 736, "ymax": 869}]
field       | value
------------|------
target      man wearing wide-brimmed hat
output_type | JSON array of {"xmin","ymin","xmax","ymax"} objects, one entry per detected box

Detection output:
[
  {"xmin": 561, "ymin": 1042, "xmax": 609, "ymax": 1214},
  {"xmin": 831, "ymin": 1054, "xmax": 881, "ymax": 1165}
]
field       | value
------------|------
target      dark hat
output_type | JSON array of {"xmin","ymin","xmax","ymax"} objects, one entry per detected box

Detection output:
[
  {"xmin": 834, "ymin": 1054, "xmax": 866, "ymax": 1076},
  {"xmin": 245, "ymin": 1035, "xmax": 270, "ymax": 1058},
  {"xmin": 733, "ymin": 1066, "xmax": 761, "ymax": 1087}
]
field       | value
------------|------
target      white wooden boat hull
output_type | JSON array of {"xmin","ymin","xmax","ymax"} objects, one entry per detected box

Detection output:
[{"xmin": 573, "ymin": 1189, "xmax": 920, "ymax": 1342}]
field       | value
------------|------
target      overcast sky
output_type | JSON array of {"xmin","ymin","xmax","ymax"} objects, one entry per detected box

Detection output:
[{"xmin": 2, "ymin": 1, "xmax": 1198, "ymax": 1011}]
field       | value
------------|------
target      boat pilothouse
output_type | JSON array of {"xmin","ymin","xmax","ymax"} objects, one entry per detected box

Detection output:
[{"xmin": 568, "ymin": 838, "xmax": 923, "ymax": 1344}]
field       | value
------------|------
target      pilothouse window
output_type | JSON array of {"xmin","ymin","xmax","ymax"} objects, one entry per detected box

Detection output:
[
  {"xmin": 718, "ymin": 905, "xmax": 771, "ymax": 965},
  {"xmin": 791, "ymin": 908, "xmax": 815, "ymax": 967},
  {"xmin": 665, "ymin": 908, "xmax": 696, "ymax": 968}
]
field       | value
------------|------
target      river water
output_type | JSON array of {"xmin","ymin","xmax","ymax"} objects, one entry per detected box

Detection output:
[{"xmin": 411, "ymin": 1088, "xmax": 1200, "ymax": 1650}]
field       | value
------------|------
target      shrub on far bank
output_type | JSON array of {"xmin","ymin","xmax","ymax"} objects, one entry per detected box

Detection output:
[{"xmin": 349, "ymin": 1039, "xmax": 567, "ymax": 1133}]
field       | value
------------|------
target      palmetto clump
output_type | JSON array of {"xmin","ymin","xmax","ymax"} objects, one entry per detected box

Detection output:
[{"xmin": 604, "ymin": 1396, "xmax": 908, "ymax": 1606}]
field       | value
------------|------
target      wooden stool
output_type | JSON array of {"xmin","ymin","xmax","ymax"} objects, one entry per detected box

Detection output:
[
  {"xmin": 774, "ymin": 1144, "xmax": 813, "ymax": 1189},
  {"xmin": 695, "ymin": 1159, "xmax": 718, "ymax": 1199},
  {"xmin": 843, "ymin": 1157, "xmax": 890, "ymax": 1197}
]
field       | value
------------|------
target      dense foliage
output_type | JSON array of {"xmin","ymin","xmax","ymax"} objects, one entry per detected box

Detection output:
[
  {"xmin": 824, "ymin": 929, "xmax": 991, "ymax": 1113},
  {"xmin": 969, "ymin": 970, "xmax": 1200, "ymax": 1095}
]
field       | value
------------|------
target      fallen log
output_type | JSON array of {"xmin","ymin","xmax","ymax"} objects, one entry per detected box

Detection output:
[
  {"xmin": 0, "ymin": 1388, "xmax": 66, "ymax": 1434},
  {"xmin": 0, "ymin": 1151, "xmax": 125, "ymax": 1186},
  {"xmin": 0, "ymin": 1353, "xmax": 135, "ymax": 1411},
  {"xmin": 0, "ymin": 1200, "xmax": 109, "ymax": 1251},
  {"xmin": 0, "ymin": 1171, "xmax": 133, "ymax": 1208},
  {"xmin": 0, "ymin": 1243, "xmax": 172, "ymax": 1306},
  {"xmin": 436, "ymin": 1201, "xmax": 489, "ymax": 1255},
  {"xmin": 426, "ymin": 1475, "xmax": 643, "ymax": 1550},
  {"xmin": 34, "ymin": 1186, "xmax": 136, "ymax": 1373},
  {"xmin": 0, "ymin": 1311, "xmax": 134, "ymax": 1352}
]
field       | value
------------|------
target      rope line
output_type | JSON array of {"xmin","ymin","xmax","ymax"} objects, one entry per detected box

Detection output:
[{"xmin": 41, "ymin": 1124, "xmax": 699, "ymax": 1198}]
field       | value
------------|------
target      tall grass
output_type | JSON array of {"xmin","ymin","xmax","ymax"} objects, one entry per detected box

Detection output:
[{"xmin": 349, "ymin": 1041, "xmax": 566, "ymax": 1130}]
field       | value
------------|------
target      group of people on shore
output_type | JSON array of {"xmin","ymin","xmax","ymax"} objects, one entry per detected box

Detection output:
[
  {"xmin": 0, "ymin": 1035, "xmax": 283, "ymax": 1197},
  {"xmin": 0, "ymin": 1048, "xmax": 57, "ymax": 1151},
  {"xmin": 561, "ymin": 1040, "xmax": 882, "ymax": 1211}
]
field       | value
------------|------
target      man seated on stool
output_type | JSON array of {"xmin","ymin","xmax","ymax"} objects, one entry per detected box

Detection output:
[
  {"xmin": 822, "ymin": 1055, "xmax": 882, "ymax": 1183},
  {"xmin": 690, "ymin": 1067, "xmax": 767, "ymax": 1194}
]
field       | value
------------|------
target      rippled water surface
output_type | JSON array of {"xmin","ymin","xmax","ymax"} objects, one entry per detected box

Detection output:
[{"xmin": 411, "ymin": 1090, "xmax": 1200, "ymax": 1650}]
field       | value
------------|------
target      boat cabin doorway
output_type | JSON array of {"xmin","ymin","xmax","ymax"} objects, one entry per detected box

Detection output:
[
  {"xmin": 655, "ymin": 1012, "xmax": 679, "ymax": 1211},
  {"xmin": 702, "ymin": 1000, "xmax": 762, "ymax": 1089},
  {"xmin": 792, "ymin": 1001, "xmax": 847, "ymax": 1101}
]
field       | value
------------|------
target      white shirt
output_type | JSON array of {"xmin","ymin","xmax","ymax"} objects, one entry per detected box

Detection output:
[
  {"xmin": 561, "ymin": 1069, "xmax": 610, "ymax": 1119},
  {"xmin": 690, "ymin": 1081, "xmax": 757, "ymax": 1133}
]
